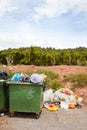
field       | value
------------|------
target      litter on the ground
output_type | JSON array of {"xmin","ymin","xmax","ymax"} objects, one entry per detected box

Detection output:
[
  {"xmin": 43, "ymin": 89, "xmax": 54, "ymax": 102},
  {"xmin": 43, "ymin": 88, "xmax": 83, "ymax": 110},
  {"xmin": 0, "ymin": 113, "xmax": 4, "ymax": 117},
  {"xmin": 43, "ymin": 101, "xmax": 58, "ymax": 111}
]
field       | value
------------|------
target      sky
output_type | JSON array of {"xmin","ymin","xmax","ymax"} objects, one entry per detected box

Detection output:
[{"xmin": 0, "ymin": 0, "xmax": 87, "ymax": 50}]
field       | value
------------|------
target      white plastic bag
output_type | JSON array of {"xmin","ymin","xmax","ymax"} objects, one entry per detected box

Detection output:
[
  {"xmin": 54, "ymin": 90, "xmax": 70, "ymax": 103},
  {"xmin": 60, "ymin": 101, "xmax": 69, "ymax": 110},
  {"xmin": 30, "ymin": 73, "xmax": 43, "ymax": 83},
  {"xmin": 43, "ymin": 89, "xmax": 54, "ymax": 102}
]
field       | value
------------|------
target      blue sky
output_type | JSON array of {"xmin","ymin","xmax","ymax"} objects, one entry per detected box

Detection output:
[{"xmin": 0, "ymin": 0, "xmax": 87, "ymax": 50}]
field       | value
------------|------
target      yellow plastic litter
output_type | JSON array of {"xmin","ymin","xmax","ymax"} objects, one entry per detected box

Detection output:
[{"xmin": 44, "ymin": 104, "xmax": 58, "ymax": 111}]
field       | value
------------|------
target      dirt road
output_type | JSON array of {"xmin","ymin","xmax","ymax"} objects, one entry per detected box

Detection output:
[{"xmin": 0, "ymin": 105, "xmax": 87, "ymax": 130}]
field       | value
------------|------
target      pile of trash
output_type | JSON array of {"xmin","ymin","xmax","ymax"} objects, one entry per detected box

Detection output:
[
  {"xmin": 0, "ymin": 70, "xmax": 8, "ymax": 80},
  {"xmin": 11, "ymin": 73, "xmax": 46, "ymax": 83},
  {"xmin": 43, "ymin": 88, "xmax": 83, "ymax": 110},
  {"xmin": 10, "ymin": 73, "xmax": 83, "ymax": 111}
]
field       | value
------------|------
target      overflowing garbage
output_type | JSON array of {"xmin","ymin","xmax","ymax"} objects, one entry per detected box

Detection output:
[
  {"xmin": 43, "ymin": 101, "xmax": 58, "ymax": 111},
  {"xmin": 0, "ymin": 70, "xmax": 8, "ymax": 80},
  {"xmin": 43, "ymin": 88, "xmax": 83, "ymax": 110},
  {"xmin": 11, "ymin": 73, "xmax": 46, "ymax": 83},
  {"xmin": 0, "ymin": 70, "xmax": 84, "ymax": 117}
]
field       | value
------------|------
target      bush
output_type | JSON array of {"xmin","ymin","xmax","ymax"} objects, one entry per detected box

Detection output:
[
  {"xmin": 36, "ymin": 69, "xmax": 59, "ymax": 79},
  {"xmin": 47, "ymin": 79, "xmax": 63, "ymax": 90},
  {"xmin": 63, "ymin": 73, "xmax": 87, "ymax": 88}
]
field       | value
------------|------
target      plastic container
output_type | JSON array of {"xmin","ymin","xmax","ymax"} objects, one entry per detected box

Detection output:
[
  {"xmin": 7, "ymin": 81, "xmax": 44, "ymax": 118},
  {"xmin": 0, "ymin": 80, "xmax": 8, "ymax": 112}
]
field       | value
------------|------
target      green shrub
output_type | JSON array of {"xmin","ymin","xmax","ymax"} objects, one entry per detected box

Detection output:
[
  {"xmin": 36, "ymin": 69, "xmax": 59, "ymax": 79},
  {"xmin": 47, "ymin": 79, "xmax": 63, "ymax": 90},
  {"xmin": 63, "ymin": 73, "xmax": 87, "ymax": 88}
]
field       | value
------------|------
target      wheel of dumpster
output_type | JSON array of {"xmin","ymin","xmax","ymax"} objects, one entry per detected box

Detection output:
[
  {"xmin": 35, "ymin": 110, "xmax": 42, "ymax": 119},
  {"xmin": 9, "ymin": 111, "xmax": 15, "ymax": 117},
  {"xmin": 35, "ymin": 114, "xmax": 39, "ymax": 119}
]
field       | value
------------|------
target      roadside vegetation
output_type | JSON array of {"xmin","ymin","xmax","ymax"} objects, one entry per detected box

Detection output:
[{"xmin": 63, "ymin": 74, "xmax": 87, "ymax": 89}]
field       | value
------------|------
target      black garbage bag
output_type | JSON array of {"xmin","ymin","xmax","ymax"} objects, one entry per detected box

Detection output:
[{"xmin": 0, "ymin": 70, "xmax": 8, "ymax": 80}]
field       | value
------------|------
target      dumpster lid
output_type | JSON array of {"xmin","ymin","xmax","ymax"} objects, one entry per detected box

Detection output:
[
  {"xmin": 7, "ymin": 81, "xmax": 44, "ymax": 86},
  {"xmin": 0, "ymin": 79, "xmax": 7, "ymax": 83}
]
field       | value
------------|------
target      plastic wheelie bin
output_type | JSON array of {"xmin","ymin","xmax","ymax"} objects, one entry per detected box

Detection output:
[
  {"xmin": 0, "ymin": 80, "xmax": 8, "ymax": 112},
  {"xmin": 7, "ymin": 81, "xmax": 44, "ymax": 118}
]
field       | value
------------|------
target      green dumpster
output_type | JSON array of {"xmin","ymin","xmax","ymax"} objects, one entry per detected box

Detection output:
[
  {"xmin": 7, "ymin": 81, "xmax": 44, "ymax": 118},
  {"xmin": 0, "ymin": 80, "xmax": 8, "ymax": 112}
]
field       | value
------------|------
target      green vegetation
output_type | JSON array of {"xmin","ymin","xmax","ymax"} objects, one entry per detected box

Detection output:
[
  {"xmin": 46, "ymin": 79, "xmax": 63, "ymax": 90},
  {"xmin": 0, "ymin": 65, "xmax": 62, "ymax": 90},
  {"xmin": 36, "ymin": 69, "xmax": 59, "ymax": 79},
  {"xmin": 0, "ymin": 46, "xmax": 87, "ymax": 66},
  {"xmin": 63, "ymin": 74, "xmax": 87, "ymax": 89},
  {"xmin": 27, "ymin": 69, "xmax": 62, "ymax": 90}
]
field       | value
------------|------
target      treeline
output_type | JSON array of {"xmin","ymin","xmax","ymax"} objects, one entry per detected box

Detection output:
[{"xmin": 0, "ymin": 46, "xmax": 87, "ymax": 66}]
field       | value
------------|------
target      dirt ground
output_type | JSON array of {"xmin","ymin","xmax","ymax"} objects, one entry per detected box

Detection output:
[{"xmin": 0, "ymin": 65, "xmax": 87, "ymax": 130}]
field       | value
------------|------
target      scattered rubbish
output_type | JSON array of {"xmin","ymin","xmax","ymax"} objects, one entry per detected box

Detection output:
[
  {"xmin": 43, "ymin": 88, "xmax": 83, "ymax": 110},
  {"xmin": 30, "ymin": 73, "xmax": 44, "ymax": 83},
  {"xmin": 68, "ymin": 103, "xmax": 75, "ymax": 109},
  {"xmin": 43, "ymin": 101, "xmax": 52, "ymax": 106},
  {"xmin": 11, "ymin": 73, "xmax": 46, "ymax": 83},
  {"xmin": 0, "ymin": 113, "xmax": 4, "ymax": 117},
  {"xmin": 60, "ymin": 88, "xmax": 73, "ymax": 95},
  {"xmin": 60, "ymin": 101, "xmax": 69, "ymax": 110},
  {"xmin": 43, "ymin": 89, "xmax": 54, "ymax": 102},
  {"xmin": 43, "ymin": 101, "xmax": 58, "ymax": 111},
  {"xmin": 0, "ymin": 70, "xmax": 8, "ymax": 80},
  {"xmin": 19, "ymin": 73, "xmax": 30, "ymax": 82},
  {"xmin": 11, "ymin": 73, "xmax": 30, "ymax": 82},
  {"xmin": 54, "ymin": 90, "xmax": 70, "ymax": 103},
  {"xmin": 11, "ymin": 73, "xmax": 21, "ymax": 81},
  {"xmin": 40, "ymin": 74, "xmax": 47, "ymax": 80}
]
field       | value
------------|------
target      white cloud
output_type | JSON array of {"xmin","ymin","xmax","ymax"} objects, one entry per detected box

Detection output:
[
  {"xmin": 0, "ymin": 20, "xmax": 37, "ymax": 48},
  {"xmin": 0, "ymin": 31, "xmax": 36, "ymax": 50},
  {"xmin": 34, "ymin": 0, "xmax": 87, "ymax": 21},
  {"xmin": 0, "ymin": 32, "xmax": 21, "ymax": 43},
  {"xmin": 0, "ymin": 0, "xmax": 17, "ymax": 18}
]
